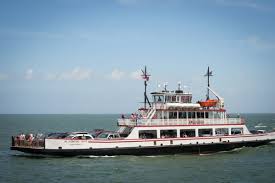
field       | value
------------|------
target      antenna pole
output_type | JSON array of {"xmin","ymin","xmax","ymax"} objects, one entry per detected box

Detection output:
[
  {"xmin": 204, "ymin": 66, "xmax": 213, "ymax": 100},
  {"xmin": 144, "ymin": 66, "xmax": 147, "ymax": 109},
  {"xmin": 207, "ymin": 67, "xmax": 210, "ymax": 100},
  {"xmin": 141, "ymin": 66, "xmax": 151, "ymax": 109}
]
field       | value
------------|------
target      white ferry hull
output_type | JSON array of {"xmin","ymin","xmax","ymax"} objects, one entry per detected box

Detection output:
[{"xmin": 11, "ymin": 133, "xmax": 275, "ymax": 156}]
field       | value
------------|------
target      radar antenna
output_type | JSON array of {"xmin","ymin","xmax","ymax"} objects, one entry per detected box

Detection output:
[
  {"xmin": 204, "ymin": 66, "xmax": 213, "ymax": 100},
  {"xmin": 141, "ymin": 66, "xmax": 151, "ymax": 109}
]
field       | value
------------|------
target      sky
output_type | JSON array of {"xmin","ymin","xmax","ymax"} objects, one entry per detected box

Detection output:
[{"xmin": 0, "ymin": 0, "xmax": 275, "ymax": 114}]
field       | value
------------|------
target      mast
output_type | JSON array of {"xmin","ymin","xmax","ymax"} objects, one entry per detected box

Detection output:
[
  {"xmin": 204, "ymin": 66, "xmax": 213, "ymax": 100},
  {"xmin": 141, "ymin": 66, "xmax": 151, "ymax": 109}
]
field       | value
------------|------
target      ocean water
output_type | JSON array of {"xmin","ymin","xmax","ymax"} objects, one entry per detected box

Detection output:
[{"xmin": 1, "ymin": 114, "xmax": 275, "ymax": 183}]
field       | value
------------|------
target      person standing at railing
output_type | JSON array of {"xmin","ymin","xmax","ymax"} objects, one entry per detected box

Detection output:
[{"xmin": 27, "ymin": 133, "xmax": 34, "ymax": 146}]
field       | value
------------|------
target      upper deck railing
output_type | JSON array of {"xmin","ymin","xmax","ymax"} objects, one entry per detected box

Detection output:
[{"xmin": 117, "ymin": 118, "xmax": 244, "ymax": 127}]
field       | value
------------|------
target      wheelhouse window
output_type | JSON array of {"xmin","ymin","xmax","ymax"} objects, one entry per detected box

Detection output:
[
  {"xmin": 231, "ymin": 128, "xmax": 243, "ymax": 135},
  {"xmin": 215, "ymin": 128, "xmax": 229, "ymax": 136},
  {"xmin": 180, "ymin": 129, "xmax": 195, "ymax": 137},
  {"xmin": 198, "ymin": 129, "xmax": 213, "ymax": 137},
  {"xmin": 165, "ymin": 96, "xmax": 171, "ymax": 102},
  {"xmin": 160, "ymin": 130, "xmax": 177, "ymax": 138},
  {"xmin": 172, "ymin": 96, "xmax": 177, "ymax": 102},
  {"xmin": 139, "ymin": 130, "xmax": 157, "ymax": 139},
  {"xmin": 154, "ymin": 95, "xmax": 164, "ymax": 103}
]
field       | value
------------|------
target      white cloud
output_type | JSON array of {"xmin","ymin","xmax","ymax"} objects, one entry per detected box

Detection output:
[
  {"xmin": 116, "ymin": 0, "xmax": 138, "ymax": 5},
  {"xmin": 109, "ymin": 69, "xmax": 125, "ymax": 80},
  {"xmin": 0, "ymin": 73, "xmax": 8, "ymax": 80},
  {"xmin": 46, "ymin": 67, "xmax": 92, "ymax": 81},
  {"xmin": 241, "ymin": 36, "xmax": 275, "ymax": 50},
  {"xmin": 130, "ymin": 70, "xmax": 142, "ymax": 80},
  {"xmin": 214, "ymin": 0, "xmax": 269, "ymax": 11},
  {"xmin": 45, "ymin": 73, "xmax": 58, "ymax": 81},
  {"xmin": 25, "ymin": 69, "xmax": 33, "ymax": 80}
]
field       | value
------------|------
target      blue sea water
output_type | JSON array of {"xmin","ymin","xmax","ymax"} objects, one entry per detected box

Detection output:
[{"xmin": 1, "ymin": 114, "xmax": 275, "ymax": 183}]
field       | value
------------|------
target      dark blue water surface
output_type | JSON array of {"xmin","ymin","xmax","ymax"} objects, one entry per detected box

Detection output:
[{"xmin": 1, "ymin": 114, "xmax": 275, "ymax": 183}]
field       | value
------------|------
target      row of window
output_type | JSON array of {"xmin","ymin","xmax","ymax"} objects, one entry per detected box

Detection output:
[
  {"xmin": 153, "ymin": 95, "xmax": 192, "ymax": 103},
  {"xmin": 139, "ymin": 128, "xmax": 243, "ymax": 139},
  {"xmin": 168, "ymin": 111, "xmax": 210, "ymax": 119}
]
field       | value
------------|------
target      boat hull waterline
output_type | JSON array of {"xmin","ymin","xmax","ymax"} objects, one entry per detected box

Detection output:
[{"xmin": 11, "ymin": 138, "xmax": 274, "ymax": 156}]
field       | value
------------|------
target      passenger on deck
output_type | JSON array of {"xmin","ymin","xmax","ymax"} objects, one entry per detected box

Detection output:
[
  {"xmin": 19, "ymin": 133, "xmax": 25, "ymax": 140},
  {"xmin": 28, "ymin": 133, "xmax": 34, "ymax": 142}
]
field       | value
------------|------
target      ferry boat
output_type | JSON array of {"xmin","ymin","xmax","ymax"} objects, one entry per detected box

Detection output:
[{"xmin": 11, "ymin": 67, "xmax": 275, "ymax": 156}]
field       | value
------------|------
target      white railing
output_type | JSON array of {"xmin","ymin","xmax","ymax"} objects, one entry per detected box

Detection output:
[{"xmin": 117, "ymin": 118, "xmax": 243, "ymax": 126}]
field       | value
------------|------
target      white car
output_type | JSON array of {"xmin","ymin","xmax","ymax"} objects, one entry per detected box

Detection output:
[
  {"xmin": 66, "ymin": 132, "xmax": 94, "ymax": 140},
  {"xmin": 97, "ymin": 132, "xmax": 121, "ymax": 139}
]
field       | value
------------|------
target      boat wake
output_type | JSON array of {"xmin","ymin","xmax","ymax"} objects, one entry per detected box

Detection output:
[
  {"xmin": 78, "ymin": 155, "xmax": 117, "ymax": 158},
  {"xmin": 12, "ymin": 154, "xmax": 48, "ymax": 159},
  {"xmin": 255, "ymin": 123, "xmax": 267, "ymax": 128},
  {"xmin": 199, "ymin": 147, "xmax": 245, "ymax": 156}
]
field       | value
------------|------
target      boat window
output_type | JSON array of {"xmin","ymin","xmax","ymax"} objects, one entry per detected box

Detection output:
[
  {"xmin": 205, "ymin": 112, "xmax": 209, "ymax": 118},
  {"xmin": 114, "ymin": 134, "xmax": 120, "ymax": 138},
  {"xmin": 165, "ymin": 96, "xmax": 171, "ymax": 102},
  {"xmin": 198, "ymin": 129, "xmax": 213, "ymax": 137},
  {"xmin": 215, "ymin": 128, "xmax": 229, "ymax": 136},
  {"xmin": 197, "ymin": 112, "xmax": 201, "ymax": 118},
  {"xmin": 183, "ymin": 112, "xmax": 187, "ymax": 118},
  {"xmin": 181, "ymin": 96, "xmax": 191, "ymax": 103},
  {"xmin": 156, "ymin": 111, "xmax": 162, "ymax": 119},
  {"xmin": 197, "ymin": 112, "xmax": 204, "ymax": 119},
  {"xmin": 172, "ymin": 96, "xmax": 177, "ymax": 102},
  {"xmin": 139, "ymin": 130, "xmax": 157, "ymax": 139},
  {"xmin": 179, "ymin": 112, "xmax": 187, "ymax": 119},
  {"xmin": 214, "ymin": 112, "xmax": 220, "ymax": 118},
  {"xmin": 180, "ymin": 129, "xmax": 195, "ymax": 137},
  {"xmin": 154, "ymin": 95, "xmax": 164, "ymax": 103},
  {"xmin": 181, "ymin": 96, "xmax": 185, "ymax": 103},
  {"xmin": 160, "ymin": 130, "xmax": 177, "ymax": 138},
  {"xmin": 169, "ymin": 112, "xmax": 177, "ymax": 119},
  {"xmin": 231, "ymin": 128, "xmax": 243, "ymax": 135},
  {"xmin": 188, "ymin": 112, "xmax": 192, "ymax": 119},
  {"xmin": 191, "ymin": 112, "xmax": 195, "ymax": 118}
]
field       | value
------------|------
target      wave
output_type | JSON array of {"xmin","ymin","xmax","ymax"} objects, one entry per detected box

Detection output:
[
  {"xmin": 78, "ymin": 155, "xmax": 117, "ymax": 158},
  {"xmin": 255, "ymin": 126, "xmax": 267, "ymax": 128},
  {"xmin": 199, "ymin": 147, "xmax": 245, "ymax": 156}
]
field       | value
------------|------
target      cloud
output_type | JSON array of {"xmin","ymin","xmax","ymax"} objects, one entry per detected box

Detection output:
[
  {"xmin": 109, "ymin": 69, "xmax": 125, "ymax": 80},
  {"xmin": 46, "ymin": 67, "xmax": 92, "ymax": 81},
  {"xmin": 214, "ymin": 0, "xmax": 270, "ymax": 11},
  {"xmin": 25, "ymin": 69, "xmax": 33, "ymax": 80},
  {"xmin": 241, "ymin": 36, "xmax": 275, "ymax": 50},
  {"xmin": 0, "ymin": 29, "xmax": 66, "ymax": 40},
  {"xmin": 116, "ymin": 0, "xmax": 138, "ymax": 5},
  {"xmin": 0, "ymin": 73, "xmax": 8, "ymax": 80},
  {"xmin": 130, "ymin": 70, "xmax": 142, "ymax": 80}
]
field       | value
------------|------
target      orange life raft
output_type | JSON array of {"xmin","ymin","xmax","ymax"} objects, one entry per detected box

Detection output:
[{"xmin": 198, "ymin": 99, "xmax": 218, "ymax": 107}]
